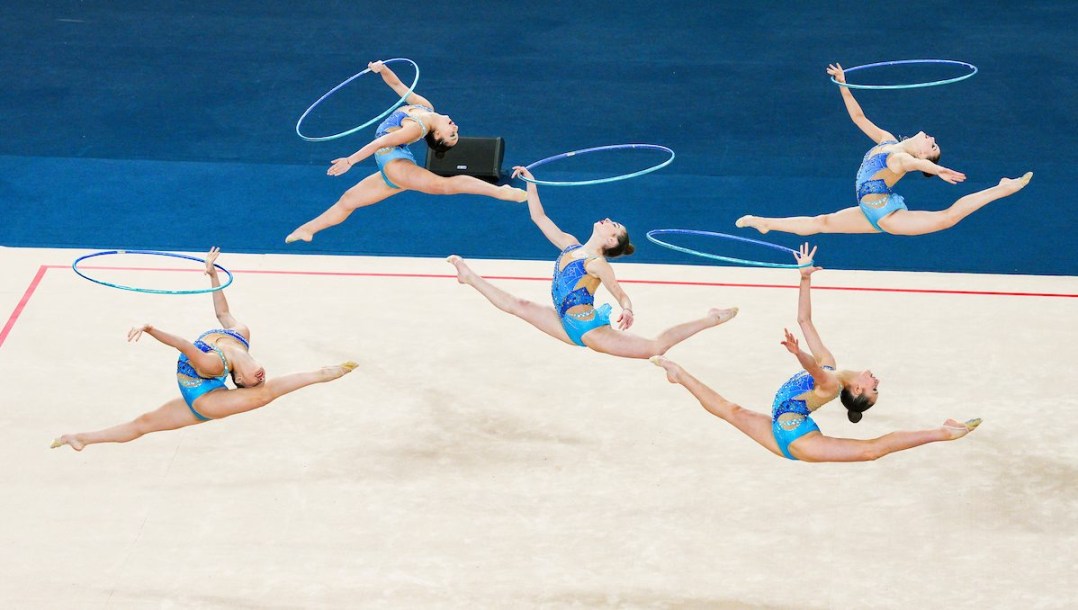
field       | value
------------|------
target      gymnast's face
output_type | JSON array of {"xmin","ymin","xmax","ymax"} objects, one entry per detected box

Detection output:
[
  {"xmin": 853, "ymin": 369, "xmax": 880, "ymax": 404},
  {"xmin": 430, "ymin": 114, "xmax": 459, "ymax": 148},
  {"xmin": 231, "ymin": 356, "xmax": 266, "ymax": 388},
  {"xmin": 594, "ymin": 218, "xmax": 626, "ymax": 245},
  {"xmin": 911, "ymin": 131, "xmax": 941, "ymax": 161}
]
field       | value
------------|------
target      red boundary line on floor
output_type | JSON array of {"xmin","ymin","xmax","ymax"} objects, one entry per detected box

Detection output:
[
  {"xmin": 0, "ymin": 265, "xmax": 49, "ymax": 351},
  {"xmin": 2, "ymin": 264, "xmax": 1074, "ymax": 351}
]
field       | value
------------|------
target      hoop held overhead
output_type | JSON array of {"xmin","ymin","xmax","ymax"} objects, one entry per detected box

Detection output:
[
  {"xmin": 832, "ymin": 59, "xmax": 977, "ymax": 90},
  {"xmin": 72, "ymin": 250, "xmax": 235, "ymax": 295},
  {"xmin": 646, "ymin": 229, "xmax": 812, "ymax": 269},
  {"xmin": 296, "ymin": 58, "xmax": 421, "ymax": 142}
]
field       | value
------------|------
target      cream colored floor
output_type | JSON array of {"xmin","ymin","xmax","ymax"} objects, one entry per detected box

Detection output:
[{"xmin": 1, "ymin": 247, "xmax": 1075, "ymax": 609}]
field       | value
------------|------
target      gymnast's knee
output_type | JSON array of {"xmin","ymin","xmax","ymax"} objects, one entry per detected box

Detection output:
[
  {"xmin": 131, "ymin": 414, "xmax": 155, "ymax": 437},
  {"xmin": 802, "ymin": 215, "xmax": 833, "ymax": 235}
]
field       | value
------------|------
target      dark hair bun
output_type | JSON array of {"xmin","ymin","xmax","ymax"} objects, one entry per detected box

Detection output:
[
  {"xmin": 847, "ymin": 409, "xmax": 863, "ymax": 424},
  {"xmin": 624, "ymin": 243, "xmax": 636, "ymax": 256}
]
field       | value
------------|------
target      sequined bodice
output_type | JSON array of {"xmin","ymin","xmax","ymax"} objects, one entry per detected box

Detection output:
[
  {"xmin": 375, "ymin": 105, "xmax": 432, "ymax": 140},
  {"xmin": 856, "ymin": 140, "xmax": 897, "ymax": 201},
  {"xmin": 551, "ymin": 245, "xmax": 598, "ymax": 317},
  {"xmin": 771, "ymin": 366, "xmax": 834, "ymax": 425},
  {"xmin": 178, "ymin": 329, "xmax": 249, "ymax": 382},
  {"xmin": 195, "ymin": 328, "xmax": 249, "ymax": 351}
]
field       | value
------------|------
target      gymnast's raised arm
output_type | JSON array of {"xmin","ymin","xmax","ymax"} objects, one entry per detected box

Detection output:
[
  {"xmin": 828, "ymin": 63, "xmax": 895, "ymax": 144},
  {"xmin": 369, "ymin": 60, "xmax": 433, "ymax": 110},
  {"xmin": 793, "ymin": 243, "xmax": 835, "ymax": 370},
  {"xmin": 511, "ymin": 166, "xmax": 579, "ymax": 250},
  {"xmin": 204, "ymin": 247, "xmax": 250, "ymax": 340}
]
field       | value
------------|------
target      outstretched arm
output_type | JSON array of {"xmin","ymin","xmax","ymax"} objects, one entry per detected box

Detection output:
[
  {"xmin": 511, "ymin": 166, "xmax": 579, "ymax": 250},
  {"xmin": 780, "ymin": 330, "xmax": 839, "ymax": 394},
  {"xmin": 204, "ymin": 248, "xmax": 250, "ymax": 340},
  {"xmin": 892, "ymin": 153, "xmax": 967, "ymax": 184},
  {"xmin": 587, "ymin": 258, "xmax": 634, "ymax": 330},
  {"xmin": 791, "ymin": 419, "xmax": 981, "ymax": 462},
  {"xmin": 793, "ymin": 244, "xmax": 835, "ymax": 368},
  {"xmin": 127, "ymin": 324, "xmax": 225, "ymax": 376},
  {"xmin": 828, "ymin": 63, "xmax": 895, "ymax": 144},
  {"xmin": 369, "ymin": 60, "xmax": 432, "ymax": 109},
  {"xmin": 326, "ymin": 123, "xmax": 424, "ymax": 176}
]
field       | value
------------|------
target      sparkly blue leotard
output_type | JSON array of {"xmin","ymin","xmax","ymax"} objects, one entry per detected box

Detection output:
[
  {"xmin": 551, "ymin": 244, "xmax": 611, "ymax": 347},
  {"xmin": 771, "ymin": 366, "xmax": 834, "ymax": 460},
  {"xmin": 175, "ymin": 329, "xmax": 250, "ymax": 421},
  {"xmin": 373, "ymin": 104, "xmax": 432, "ymax": 189},
  {"xmin": 855, "ymin": 140, "xmax": 908, "ymax": 232}
]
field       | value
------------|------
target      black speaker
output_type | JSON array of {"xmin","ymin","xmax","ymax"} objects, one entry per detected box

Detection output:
[{"xmin": 424, "ymin": 136, "xmax": 505, "ymax": 183}]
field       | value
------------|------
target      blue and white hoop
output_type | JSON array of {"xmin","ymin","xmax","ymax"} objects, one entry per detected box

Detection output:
[
  {"xmin": 72, "ymin": 250, "xmax": 234, "ymax": 295},
  {"xmin": 519, "ymin": 144, "xmax": 675, "ymax": 186},
  {"xmin": 296, "ymin": 57, "xmax": 421, "ymax": 142},
  {"xmin": 832, "ymin": 59, "xmax": 978, "ymax": 90},
  {"xmin": 646, "ymin": 229, "xmax": 812, "ymax": 269}
]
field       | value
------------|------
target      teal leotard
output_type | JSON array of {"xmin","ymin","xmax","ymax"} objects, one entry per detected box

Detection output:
[
  {"xmin": 855, "ymin": 140, "xmax": 908, "ymax": 232},
  {"xmin": 551, "ymin": 245, "xmax": 610, "ymax": 347},
  {"xmin": 175, "ymin": 329, "xmax": 250, "ymax": 421},
  {"xmin": 771, "ymin": 366, "xmax": 834, "ymax": 460},
  {"xmin": 373, "ymin": 104, "xmax": 432, "ymax": 189}
]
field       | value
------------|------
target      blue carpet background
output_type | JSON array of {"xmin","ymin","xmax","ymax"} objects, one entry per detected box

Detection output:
[{"xmin": 2, "ymin": 1, "xmax": 1074, "ymax": 274}]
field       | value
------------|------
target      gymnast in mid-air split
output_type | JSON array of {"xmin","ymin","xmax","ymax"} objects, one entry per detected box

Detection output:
[
  {"xmin": 447, "ymin": 166, "xmax": 738, "ymax": 359},
  {"xmin": 651, "ymin": 244, "xmax": 981, "ymax": 462},
  {"xmin": 286, "ymin": 61, "xmax": 527, "ymax": 243},
  {"xmin": 736, "ymin": 63, "xmax": 1032, "ymax": 236},
  {"xmin": 51, "ymin": 248, "xmax": 358, "ymax": 451}
]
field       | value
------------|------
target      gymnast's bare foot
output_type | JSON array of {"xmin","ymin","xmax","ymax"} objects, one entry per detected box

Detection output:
[
  {"xmin": 51, "ymin": 434, "xmax": 85, "ymax": 451},
  {"xmin": 998, "ymin": 172, "xmax": 1033, "ymax": 195},
  {"xmin": 736, "ymin": 215, "xmax": 769, "ymax": 234},
  {"xmin": 650, "ymin": 355, "xmax": 683, "ymax": 384},
  {"xmin": 320, "ymin": 361, "xmax": 359, "ymax": 381},
  {"xmin": 285, "ymin": 228, "xmax": 313, "ymax": 244},
  {"xmin": 942, "ymin": 418, "xmax": 982, "ymax": 440},
  {"xmin": 497, "ymin": 185, "xmax": 528, "ymax": 203},
  {"xmin": 709, "ymin": 307, "xmax": 739, "ymax": 326},
  {"xmin": 446, "ymin": 255, "xmax": 477, "ymax": 285}
]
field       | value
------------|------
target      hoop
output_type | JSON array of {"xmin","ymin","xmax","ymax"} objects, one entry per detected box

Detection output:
[
  {"xmin": 519, "ymin": 144, "xmax": 675, "ymax": 186},
  {"xmin": 72, "ymin": 250, "xmax": 235, "ymax": 294},
  {"xmin": 646, "ymin": 229, "xmax": 812, "ymax": 269},
  {"xmin": 296, "ymin": 58, "xmax": 421, "ymax": 142},
  {"xmin": 832, "ymin": 59, "xmax": 977, "ymax": 90}
]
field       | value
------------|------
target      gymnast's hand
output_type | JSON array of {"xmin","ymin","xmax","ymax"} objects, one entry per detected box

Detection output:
[
  {"xmin": 367, "ymin": 60, "xmax": 385, "ymax": 74},
  {"xmin": 128, "ymin": 324, "xmax": 154, "ymax": 342},
  {"xmin": 936, "ymin": 166, "xmax": 966, "ymax": 185},
  {"xmin": 617, "ymin": 307, "xmax": 634, "ymax": 331},
  {"xmin": 780, "ymin": 328, "xmax": 800, "ymax": 354},
  {"xmin": 204, "ymin": 246, "xmax": 221, "ymax": 276},
  {"xmin": 328, "ymin": 157, "xmax": 353, "ymax": 176},
  {"xmin": 827, "ymin": 63, "xmax": 845, "ymax": 84},
  {"xmin": 511, "ymin": 166, "xmax": 534, "ymax": 181},
  {"xmin": 795, "ymin": 243, "xmax": 822, "ymax": 278}
]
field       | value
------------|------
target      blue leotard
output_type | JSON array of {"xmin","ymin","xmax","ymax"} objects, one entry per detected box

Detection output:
[
  {"xmin": 771, "ymin": 366, "xmax": 834, "ymax": 460},
  {"xmin": 373, "ymin": 104, "xmax": 432, "ymax": 189},
  {"xmin": 551, "ymin": 244, "xmax": 611, "ymax": 347},
  {"xmin": 175, "ymin": 329, "xmax": 250, "ymax": 421},
  {"xmin": 855, "ymin": 140, "xmax": 908, "ymax": 233}
]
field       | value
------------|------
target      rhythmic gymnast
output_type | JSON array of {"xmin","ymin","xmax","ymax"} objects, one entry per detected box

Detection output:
[
  {"xmin": 51, "ymin": 248, "xmax": 358, "ymax": 451},
  {"xmin": 736, "ymin": 63, "xmax": 1032, "ymax": 236},
  {"xmin": 447, "ymin": 167, "xmax": 738, "ymax": 359},
  {"xmin": 651, "ymin": 244, "xmax": 981, "ymax": 462},
  {"xmin": 286, "ymin": 61, "xmax": 527, "ymax": 243}
]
